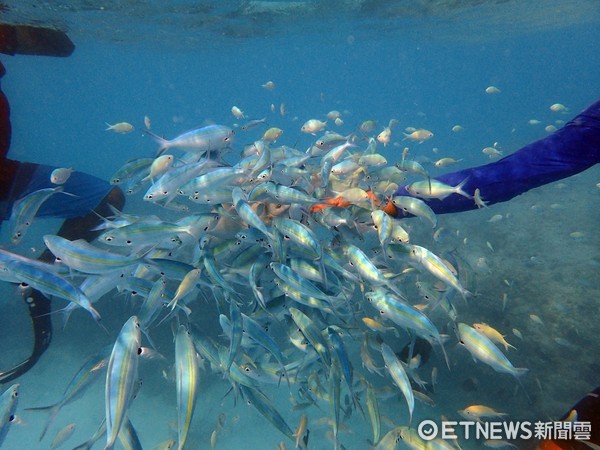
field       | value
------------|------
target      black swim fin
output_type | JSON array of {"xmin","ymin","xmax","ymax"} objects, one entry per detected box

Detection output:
[
  {"xmin": 0, "ymin": 23, "xmax": 74, "ymax": 57},
  {"xmin": 0, "ymin": 287, "xmax": 52, "ymax": 383}
]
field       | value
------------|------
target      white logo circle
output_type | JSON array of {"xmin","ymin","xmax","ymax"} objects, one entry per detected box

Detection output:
[{"xmin": 418, "ymin": 420, "xmax": 438, "ymax": 441}]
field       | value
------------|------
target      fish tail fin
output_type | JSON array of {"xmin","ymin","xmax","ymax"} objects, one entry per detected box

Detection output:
[
  {"xmin": 514, "ymin": 369, "xmax": 533, "ymax": 404},
  {"xmin": 167, "ymin": 295, "xmax": 180, "ymax": 311},
  {"xmin": 439, "ymin": 338, "xmax": 451, "ymax": 371},
  {"xmin": 460, "ymin": 287, "xmax": 472, "ymax": 301},
  {"xmin": 514, "ymin": 367, "xmax": 529, "ymax": 378},
  {"xmin": 456, "ymin": 176, "xmax": 472, "ymax": 199},
  {"xmin": 88, "ymin": 305, "xmax": 102, "ymax": 324},
  {"xmin": 23, "ymin": 402, "xmax": 59, "ymax": 413},
  {"xmin": 24, "ymin": 403, "xmax": 61, "ymax": 441},
  {"xmin": 143, "ymin": 129, "xmax": 170, "ymax": 155},
  {"xmin": 351, "ymin": 391, "xmax": 366, "ymax": 420},
  {"xmin": 142, "ymin": 327, "xmax": 158, "ymax": 350},
  {"xmin": 58, "ymin": 304, "xmax": 76, "ymax": 330},
  {"xmin": 40, "ymin": 403, "xmax": 61, "ymax": 441}
]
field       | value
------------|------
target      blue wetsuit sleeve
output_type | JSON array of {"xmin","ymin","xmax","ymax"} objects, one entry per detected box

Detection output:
[{"xmin": 393, "ymin": 99, "xmax": 600, "ymax": 215}]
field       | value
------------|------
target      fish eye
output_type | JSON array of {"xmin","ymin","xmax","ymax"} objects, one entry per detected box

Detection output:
[
  {"xmin": 105, "ymin": 236, "xmax": 113, "ymax": 241},
  {"xmin": 147, "ymin": 195, "xmax": 153, "ymax": 199},
  {"xmin": 126, "ymin": 240, "xmax": 132, "ymax": 245},
  {"xmin": 163, "ymin": 191, "xmax": 168, "ymax": 195}
]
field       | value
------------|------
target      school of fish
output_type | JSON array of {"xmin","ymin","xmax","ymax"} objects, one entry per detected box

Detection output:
[{"xmin": 0, "ymin": 110, "xmax": 534, "ymax": 450}]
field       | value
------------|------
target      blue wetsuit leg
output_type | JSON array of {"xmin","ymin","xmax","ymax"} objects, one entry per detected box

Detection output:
[
  {"xmin": 393, "ymin": 99, "xmax": 600, "ymax": 216},
  {"xmin": 14, "ymin": 163, "xmax": 113, "ymax": 219}
]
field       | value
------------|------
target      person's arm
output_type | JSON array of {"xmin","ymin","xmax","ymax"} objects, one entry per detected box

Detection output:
[{"xmin": 391, "ymin": 99, "xmax": 600, "ymax": 216}]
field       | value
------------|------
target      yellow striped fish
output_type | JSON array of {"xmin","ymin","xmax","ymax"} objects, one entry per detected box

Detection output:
[
  {"xmin": 175, "ymin": 325, "xmax": 199, "ymax": 450},
  {"xmin": 105, "ymin": 316, "xmax": 142, "ymax": 450},
  {"xmin": 457, "ymin": 323, "xmax": 527, "ymax": 380}
]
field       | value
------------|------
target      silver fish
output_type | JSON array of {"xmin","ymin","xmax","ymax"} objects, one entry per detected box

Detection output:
[
  {"xmin": 145, "ymin": 125, "xmax": 234, "ymax": 155},
  {"xmin": 9, "ymin": 186, "xmax": 65, "ymax": 244},
  {"xmin": 105, "ymin": 316, "xmax": 142, "ymax": 450},
  {"xmin": 175, "ymin": 325, "xmax": 199, "ymax": 450}
]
